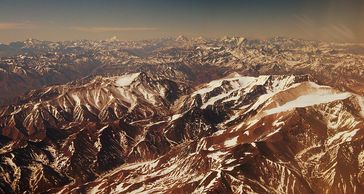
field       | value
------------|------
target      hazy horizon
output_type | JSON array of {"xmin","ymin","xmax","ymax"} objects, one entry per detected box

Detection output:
[{"xmin": 1, "ymin": 0, "xmax": 364, "ymax": 43}]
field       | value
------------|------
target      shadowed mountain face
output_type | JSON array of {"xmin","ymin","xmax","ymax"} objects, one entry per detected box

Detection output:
[{"xmin": 1, "ymin": 37, "xmax": 364, "ymax": 194}]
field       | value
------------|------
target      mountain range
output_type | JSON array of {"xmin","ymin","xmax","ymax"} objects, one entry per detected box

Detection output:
[{"xmin": 0, "ymin": 36, "xmax": 364, "ymax": 193}]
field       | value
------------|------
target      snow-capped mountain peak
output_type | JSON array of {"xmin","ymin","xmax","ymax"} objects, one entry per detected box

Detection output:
[
  {"xmin": 115, "ymin": 72, "xmax": 141, "ymax": 87},
  {"xmin": 176, "ymin": 35, "xmax": 189, "ymax": 42},
  {"xmin": 107, "ymin": 36, "xmax": 119, "ymax": 42}
]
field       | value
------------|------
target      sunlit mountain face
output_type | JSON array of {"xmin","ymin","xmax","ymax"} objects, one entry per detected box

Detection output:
[{"xmin": 1, "ymin": 1, "xmax": 364, "ymax": 194}]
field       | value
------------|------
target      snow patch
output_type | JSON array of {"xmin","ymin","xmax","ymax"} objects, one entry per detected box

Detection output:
[
  {"xmin": 201, "ymin": 91, "xmax": 233, "ymax": 109},
  {"xmin": 265, "ymin": 92, "xmax": 352, "ymax": 115},
  {"xmin": 70, "ymin": 94, "xmax": 81, "ymax": 105},
  {"xmin": 193, "ymin": 75, "xmax": 268, "ymax": 97},
  {"xmin": 115, "ymin": 73, "xmax": 140, "ymax": 87},
  {"xmin": 263, "ymin": 128, "xmax": 282, "ymax": 139},
  {"xmin": 224, "ymin": 113, "xmax": 240, "ymax": 124},
  {"xmin": 358, "ymin": 151, "xmax": 364, "ymax": 167},
  {"xmin": 224, "ymin": 136, "xmax": 239, "ymax": 147},
  {"xmin": 207, "ymin": 151, "xmax": 228, "ymax": 161},
  {"xmin": 327, "ymin": 128, "xmax": 360, "ymax": 145},
  {"xmin": 68, "ymin": 142, "xmax": 75, "ymax": 153},
  {"xmin": 358, "ymin": 96, "xmax": 364, "ymax": 117},
  {"xmin": 246, "ymin": 92, "xmax": 275, "ymax": 113},
  {"xmin": 170, "ymin": 114, "xmax": 182, "ymax": 121},
  {"xmin": 273, "ymin": 117, "xmax": 285, "ymax": 127}
]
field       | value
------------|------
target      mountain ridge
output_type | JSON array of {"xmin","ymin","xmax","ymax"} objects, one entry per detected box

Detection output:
[{"xmin": 1, "ymin": 71, "xmax": 363, "ymax": 193}]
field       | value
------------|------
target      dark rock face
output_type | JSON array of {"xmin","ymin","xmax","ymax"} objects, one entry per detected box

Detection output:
[{"xmin": 1, "ymin": 37, "xmax": 364, "ymax": 193}]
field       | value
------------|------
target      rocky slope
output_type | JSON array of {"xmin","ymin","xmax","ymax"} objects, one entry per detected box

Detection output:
[{"xmin": 1, "ymin": 71, "xmax": 363, "ymax": 193}]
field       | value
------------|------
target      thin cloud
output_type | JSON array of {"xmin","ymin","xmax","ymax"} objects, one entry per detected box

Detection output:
[
  {"xmin": 70, "ymin": 26, "xmax": 158, "ymax": 32},
  {"xmin": 293, "ymin": 14, "xmax": 356, "ymax": 42},
  {"xmin": 0, "ymin": 22, "xmax": 34, "ymax": 30}
]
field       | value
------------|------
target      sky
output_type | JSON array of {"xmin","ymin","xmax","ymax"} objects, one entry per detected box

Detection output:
[{"xmin": 0, "ymin": 0, "xmax": 364, "ymax": 43}]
